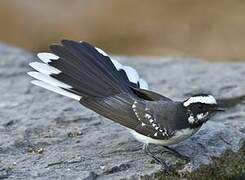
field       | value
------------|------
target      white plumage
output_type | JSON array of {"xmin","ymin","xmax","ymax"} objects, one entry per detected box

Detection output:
[
  {"xmin": 188, "ymin": 115, "xmax": 195, "ymax": 123},
  {"xmin": 139, "ymin": 78, "xmax": 149, "ymax": 90},
  {"xmin": 183, "ymin": 95, "xmax": 217, "ymax": 107},
  {"xmin": 95, "ymin": 47, "xmax": 109, "ymax": 57},
  {"xmin": 111, "ymin": 59, "xmax": 123, "ymax": 70},
  {"xmin": 28, "ymin": 71, "xmax": 72, "ymax": 89},
  {"xmin": 95, "ymin": 46, "xmax": 148, "ymax": 89},
  {"xmin": 37, "ymin": 52, "xmax": 59, "ymax": 63},
  {"xmin": 122, "ymin": 66, "xmax": 140, "ymax": 84},
  {"xmin": 29, "ymin": 62, "xmax": 61, "ymax": 75},
  {"xmin": 130, "ymin": 128, "xmax": 199, "ymax": 145},
  {"xmin": 31, "ymin": 80, "xmax": 81, "ymax": 100}
]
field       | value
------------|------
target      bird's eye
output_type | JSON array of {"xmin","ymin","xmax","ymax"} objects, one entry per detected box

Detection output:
[{"xmin": 198, "ymin": 104, "xmax": 204, "ymax": 109}]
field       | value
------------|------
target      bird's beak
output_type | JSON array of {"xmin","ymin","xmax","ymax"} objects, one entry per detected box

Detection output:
[
  {"xmin": 210, "ymin": 105, "xmax": 225, "ymax": 112},
  {"xmin": 214, "ymin": 104, "xmax": 225, "ymax": 112},
  {"xmin": 215, "ymin": 107, "xmax": 225, "ymax": 112}
]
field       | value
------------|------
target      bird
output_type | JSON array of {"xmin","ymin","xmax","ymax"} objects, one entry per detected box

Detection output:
[{"xmin": 28, "ymin": 40, "xmax": 224, "ymax": 170}]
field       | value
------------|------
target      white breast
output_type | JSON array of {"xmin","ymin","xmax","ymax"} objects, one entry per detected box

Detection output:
[{"xmin": 129, "ymin": 128, "xmax": 200, "ymax": 145}]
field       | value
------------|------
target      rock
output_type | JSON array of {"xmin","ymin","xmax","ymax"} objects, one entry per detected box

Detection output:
[{"xmin": 0, "ymin": 43, "xmax": 244, "ymax": 179}]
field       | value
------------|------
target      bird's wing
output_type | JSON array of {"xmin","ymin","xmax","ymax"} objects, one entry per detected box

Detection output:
[
  {"xmin": 80, "ymin": 93, "xmax": 157, "ymax": 136},
  {"xmin": 130, "ymin": 87, "xmax": 172, "ymax": 101},
  {"xmin": 130, "ymin": 100, "xmax": 178, "ymax": 139}
]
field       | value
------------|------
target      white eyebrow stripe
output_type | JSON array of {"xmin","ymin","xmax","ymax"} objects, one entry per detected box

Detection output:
[{"xmin": 183, "ymin": 95, "xmax": 217, "ymax": 107}]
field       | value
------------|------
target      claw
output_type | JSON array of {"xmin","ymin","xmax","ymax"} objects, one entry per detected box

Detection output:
[
  {"xmin": 143, "ymin": 144, "xmax": 172, "ymax": 172},
  {"xmin": 161, "ymin": 146, "xmax": 190, "ymax": 162}
]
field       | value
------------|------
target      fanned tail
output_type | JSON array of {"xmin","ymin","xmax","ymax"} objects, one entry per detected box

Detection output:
[{"xmin": 28, "ymin": 40, "xmax": 148, "ymax": 100}]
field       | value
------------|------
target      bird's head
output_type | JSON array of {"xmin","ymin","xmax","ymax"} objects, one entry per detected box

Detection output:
[{"xmin": 183, "ymin": 94, "xmax": 224, "ymax": 126}]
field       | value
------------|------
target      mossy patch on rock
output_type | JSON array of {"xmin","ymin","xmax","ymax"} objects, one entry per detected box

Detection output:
[{"xmin": 154, "ymin": 143, "xmax": 245, "ymax": 180}]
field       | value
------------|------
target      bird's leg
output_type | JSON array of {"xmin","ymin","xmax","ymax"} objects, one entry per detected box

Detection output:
[
  {"xmin": 143, "ymin": 144, "xmax": 171, "ymax": 171},
  {"xmin": 161, "ymin": 146, "xmax": 190, "ymax": 161}
]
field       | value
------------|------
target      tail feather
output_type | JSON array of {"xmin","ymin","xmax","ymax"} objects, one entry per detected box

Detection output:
[
  {"xmin": 55, "ymin": 40, "xmax": 124, "ymax": 88},
  {"xmin": 29, "ymin": 62, "xmax": 61, "ymax": 75},
  {"xmin": 28, "ymin": 40, "xmax": 149, "ymax": 100},
  {"xmin": 122, "ymin": 66, "xmax": 139, "ymax": 84},
  {"xmin": 139, "ymin": 79, "xmax": 148, "ymax": 90},
  {"xmin": 50, "ymin": 72, "xmax": 109, "ymax": 97},
  {"xmin": 37, "ymin": 52, "xmax": 59, "ymax": 63},
  {"xmin": 31, "ymin": 80, "xmax": 81, "ymax": 100},
  {"xmin": 49, "ymin": 42, "xmax": 124, "ymax": 97},
  {"xmin": 28, "ymin": 71, "xmax": 72, "ymax": 89}
]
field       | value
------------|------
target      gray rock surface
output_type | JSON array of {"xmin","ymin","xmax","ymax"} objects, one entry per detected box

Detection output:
[{"xmin": 0, "ymin": 43, "xmax": 244, "ymax": 179}]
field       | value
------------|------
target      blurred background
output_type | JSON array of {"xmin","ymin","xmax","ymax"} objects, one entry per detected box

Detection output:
[{"xmin": 0, "ymin": 0, "xmax": 245, "ymax": 61}]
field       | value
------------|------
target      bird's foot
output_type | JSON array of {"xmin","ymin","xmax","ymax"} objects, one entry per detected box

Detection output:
[
  {"xmin": 143, "ymin": 144, "xmax": 173, "ymax": 172},
  {"xmin": 150, "ymin": 155, "xmax": 173, "ymax": 172},
  {"xmin": 161, "ymin": 146, "xmax": 190, "ymax": 162}
]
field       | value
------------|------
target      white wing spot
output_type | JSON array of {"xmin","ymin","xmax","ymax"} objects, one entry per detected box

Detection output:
[
  {"xmin": 132, "ymin": 101, "xmax": 145, "ymax": 125},
  {"xmin": 145, "ymin": 113, "xmax": 151, "ymax": 119},
  {"xmin": 142, "ymin": 109, "xmax": 169, "ymax": 138}
]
